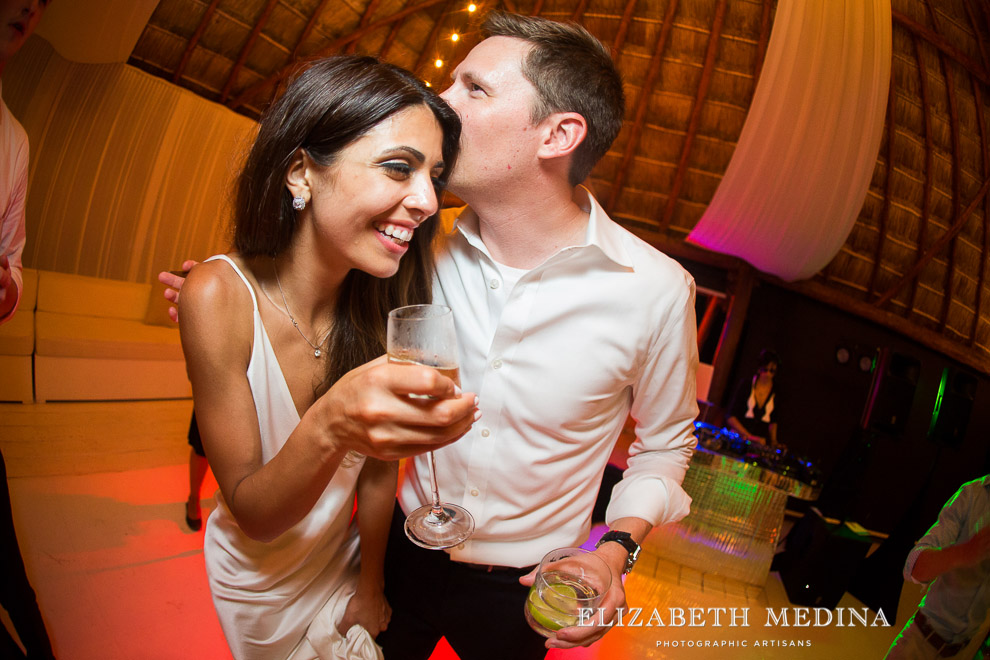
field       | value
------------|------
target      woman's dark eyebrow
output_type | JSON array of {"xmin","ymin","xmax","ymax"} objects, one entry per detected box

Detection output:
[
  {"xmin": 382, "ymin": 146, "xmax": 426, "ymax": 163},
  {"xmin": 382, "ymin": 146, "xmax": 444, "ymax": 172}
]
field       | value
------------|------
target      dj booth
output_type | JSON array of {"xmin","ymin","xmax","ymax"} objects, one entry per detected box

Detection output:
[{"xmin": 646, "ymin": 423, "xmax": 822, "ymax": 586}]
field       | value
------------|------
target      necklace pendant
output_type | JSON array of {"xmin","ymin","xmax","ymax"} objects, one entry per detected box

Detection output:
[{"xmin": 314, "ymin": 349, "xmax": 322, "ymax": 358}]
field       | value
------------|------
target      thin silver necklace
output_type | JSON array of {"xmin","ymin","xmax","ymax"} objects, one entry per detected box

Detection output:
[{"xmin": 272, "ymin": 257, "xmax": 328, "ymax": 358}]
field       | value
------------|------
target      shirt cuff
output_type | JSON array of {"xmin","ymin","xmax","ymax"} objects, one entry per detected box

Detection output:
[{"xmin": 605, "ymin": 476, "xmax": 693, "ymax": 527}]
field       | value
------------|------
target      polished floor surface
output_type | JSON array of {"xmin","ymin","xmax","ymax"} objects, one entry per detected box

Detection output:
[{"xmin": 0, "ymin": 399, "xmax": 967, "ymax": 659}]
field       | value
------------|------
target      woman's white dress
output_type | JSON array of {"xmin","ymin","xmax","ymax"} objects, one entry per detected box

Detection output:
[{"xmin": 202, "ymin": 255, "xmax": 364, "ymax": 660}]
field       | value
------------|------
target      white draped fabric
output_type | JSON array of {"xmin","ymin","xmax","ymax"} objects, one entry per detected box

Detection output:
[
  {"xmin": 5, "ymin": 37, "xmax": 257, "ymax": 284},
  {"xmin": 686, "ymin": 0, "xmax": 892, "ymax": 282}
]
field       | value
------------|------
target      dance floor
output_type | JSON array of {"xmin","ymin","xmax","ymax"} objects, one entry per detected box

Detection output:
[{"xmin": 0, "ymin": 399, "xmax": 959, "ymax": 659}]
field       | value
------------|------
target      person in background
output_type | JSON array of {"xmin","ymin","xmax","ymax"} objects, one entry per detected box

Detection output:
[
  {"xmin": 884, "ymin": 475, "xmax": 990, "ymax": 660},
  {"xmin": 726, "ymin": 348, "xmax": 780, "ymax": 447},
  {"xmin": 178, "ymin": 56, "xmax": 473, "ymax": 659},
  {"xmin": 184, "ymin": 412, "xmax": 209, "ymax": 530},
  {"xmin": 164, "ymin": 263, "xmax": 209, "ymax": 532},
  {"xmin": 0, "ymin": 1, "xmax": 56, "ymax": 659},
  {"xmin": 0, "ymin": 0, "xmax": 49, "ymax": 323}
]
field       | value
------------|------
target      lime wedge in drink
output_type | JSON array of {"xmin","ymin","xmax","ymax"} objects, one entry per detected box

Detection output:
[
  {"xmin": 527, "ymin": 587, "xmax": 579, "ymax": 632},
  {"xmin": 542, "ymin": 582, "xmax": 579, "ymax": 611}
]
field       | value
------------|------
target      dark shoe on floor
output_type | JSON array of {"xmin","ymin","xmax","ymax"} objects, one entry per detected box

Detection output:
[
  {"xmin": 185, "ymin": 499, "xmax": 202, "ymax": 531},
  {"xmin": 185, "ymin": 512, "xmax": 202, "ymax": 531}
]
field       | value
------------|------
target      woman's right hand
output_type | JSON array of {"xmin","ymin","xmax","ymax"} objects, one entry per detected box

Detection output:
[
  {"xmin": 315, "ymin": 355, "xmax": 479, "ymax": 461},
  {"xmin": 338, "ymin": 584, "xmax": 391, "ymax": 638}
]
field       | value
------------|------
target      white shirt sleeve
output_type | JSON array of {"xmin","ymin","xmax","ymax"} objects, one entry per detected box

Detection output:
[{"xmin": 606, "ymin": 272, "xmax": 698, "ymax": 526}]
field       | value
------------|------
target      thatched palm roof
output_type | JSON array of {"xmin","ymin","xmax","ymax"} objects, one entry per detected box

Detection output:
[{"xmin": 125, "ymin": 0, "xmax": 990, "ymax": 376}]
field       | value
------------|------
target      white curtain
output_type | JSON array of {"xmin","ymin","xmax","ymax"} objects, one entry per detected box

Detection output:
[
  {"xmin": 5, "ymin": 37, "xmax": 257, "ymax": 284},
  {"xmin": 686, "ymin": 0, "xmax": 892, "ymax": 282}
]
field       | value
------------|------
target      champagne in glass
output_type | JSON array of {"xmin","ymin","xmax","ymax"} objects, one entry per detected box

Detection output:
[{"xmin": 387, "ymin": 304, "xmax": 475, "ymax": 549}]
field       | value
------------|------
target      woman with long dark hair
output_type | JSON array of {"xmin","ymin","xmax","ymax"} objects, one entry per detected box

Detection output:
[
  {"xmin": 726, "ymin": 349, "xmax": 781, "ymax": 446},
  {"xmin": 178, "ymin": 56, "xmax": 473, "ymax": 659}
]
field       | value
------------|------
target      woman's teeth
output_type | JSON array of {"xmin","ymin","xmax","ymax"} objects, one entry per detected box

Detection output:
[{"xmin": 376, "ymin": 224, "xmax": 413, "ymax": 244}]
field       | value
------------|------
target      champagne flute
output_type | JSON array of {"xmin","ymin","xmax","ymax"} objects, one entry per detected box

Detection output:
[{"xmin": 387, "ymin": 304, "xmax": 475, "ymax": 549}]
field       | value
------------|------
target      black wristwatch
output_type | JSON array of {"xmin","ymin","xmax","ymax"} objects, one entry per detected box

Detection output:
[{"xmin": 595, "ymin": 530, "xmax": 641, "ymax": 574}]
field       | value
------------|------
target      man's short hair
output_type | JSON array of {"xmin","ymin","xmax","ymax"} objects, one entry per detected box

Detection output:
[{"xmin": 482, "ymin": 11, "xmax": 625, "ymax": 186}]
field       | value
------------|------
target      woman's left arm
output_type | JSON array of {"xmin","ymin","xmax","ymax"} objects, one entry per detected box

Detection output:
[{"xmin": 338, "ymin": 457, "xmax": 399, "ymax": 637}]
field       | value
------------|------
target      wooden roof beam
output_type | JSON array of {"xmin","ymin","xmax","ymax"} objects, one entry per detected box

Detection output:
[
  {"xmin": 963, "ymin": 0, "xmax": 990, "ymax": 71},
  {"xmin": 938, "ymin": 49, "xmax": 962, "ymax": 331},
  {"xmin": 868, "ymin": 74, "xmax": 895, "ymax": 300},
  {"xmin": 658, "ymin": 0, "xmax": 727, "ymax": 231},
  {"xmin": 172, "ymin": 0, "xmax": 222, "ymax": 84},
  {"xmin": 228, "ymin": 0, "xmax": 450, "ymax": 111},
  {"xmin": 570, "ymin": 0, "xmax": 590, "ymax": 23},
  {"xmin": 612, "ymin": 0, "xmax": 637, "ymax": 53},
  {"xmin": 907, "ymin": 34, "xmax": 934, "ymax": 313},
  {"xmin": 605, "ymin": 0, "xmax": 680, "ymax": 212},
  {"xmin": 290, "ymin": 0, "xmax": 333, "ymax": 61},
  {"xmin": 753, "ymin": 0, "xmax": 772, "ymax": 83},
  {"xmin": 220, "ymin": 0, "xmax": 280, "ymax": 104},
  {"xmin": 347, "ymin": 0, "xmax": 384, "ymax": 54},
  {"xmin": 924, "ymin": 0, "xmax": 962, "ymax": 331},
  {"xmin": 378, "ymin": 9, "xmax": 408, "ymax": 60},
  {"xmin": 970, "ymin": 79, "xmax": 989, "ymax": 345},
  {"xmin": 892, "ymin": 9, "xmax": 990, "ymax": 85},
  {"xmin": 779, "ymin": 277, "xmax": 990, "ymax": 375},
  {"xmin": 413, "ymin": 2, "xmax": 457, "ymax": 77},
  {"xmin": 874, "ymin": 175, "xmax": 990, "ymax": 308}
]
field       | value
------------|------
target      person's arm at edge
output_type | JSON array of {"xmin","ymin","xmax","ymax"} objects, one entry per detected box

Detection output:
[
  {"xmin": 0, "ymin": 255, "xmax": 19, "ymax": 322},
  {"xmin": 0, "ymin": 148, "xmax": 27, "ymax": 324},
  {"xmin": 903, "ymin": 482, "xmax": 984, "ymax": 584},
  {"xmin": 911, "ymin": 528, "xmax": 990, "ymax": 582}
]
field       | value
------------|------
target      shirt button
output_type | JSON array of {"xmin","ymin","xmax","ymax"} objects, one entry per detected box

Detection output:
[
  {"xmin": 481, "ymin": 429, "xmax": 490, "ymax": 438},
  {"xmin": 492, "ymin": 358, "xmax": 502, "ymax": 369},
  {"xmin": 490, "ymin": 278, "xmax": 500, "ymax": 289},
  {"xmin": 470, "ymin": 488, "xmax": 480, "ymax": 497}
]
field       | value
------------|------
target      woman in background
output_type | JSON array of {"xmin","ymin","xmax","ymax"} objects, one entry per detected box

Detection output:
[
  {"xmin": 726, "ymin": 349, "xmax": 780, "ymax": 447},
  {"xmin": 178, "ymin": 56, "xmax": 471, "ymax": 659}
]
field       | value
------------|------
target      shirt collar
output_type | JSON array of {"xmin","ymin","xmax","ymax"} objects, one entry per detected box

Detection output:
[{"xmin": 451, "ymin": 186, "xmax": 634, "ymax": 269}]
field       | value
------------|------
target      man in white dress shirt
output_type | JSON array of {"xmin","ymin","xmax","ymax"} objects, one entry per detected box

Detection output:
[{"xmin": 378, "ymin": 12, "xmax": 699, "ymax": 659}]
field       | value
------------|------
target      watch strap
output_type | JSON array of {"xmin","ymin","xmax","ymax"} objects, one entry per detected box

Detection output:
[{"xmin": 595, "ymin": 530, "xmax": 641, "ymax": 574}]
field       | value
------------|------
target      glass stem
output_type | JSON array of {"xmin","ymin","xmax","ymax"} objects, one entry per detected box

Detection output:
[{"xmin": 426, "ymin": 451, "xmax": 447, "ymax": 521}]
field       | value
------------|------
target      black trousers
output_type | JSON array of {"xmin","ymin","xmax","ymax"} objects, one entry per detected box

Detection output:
[
  {"xmin": 378, "ymin": 502, "xmax": 547, "ymax": 660},
  {"xmin": 1, "ymin": 450, "xmax": 55, "ymax": 659}
]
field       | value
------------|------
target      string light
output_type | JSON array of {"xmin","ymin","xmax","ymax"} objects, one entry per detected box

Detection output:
[{"xmin": 424, "ymin": 3, "xmax": 479, "ymax": 86}]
